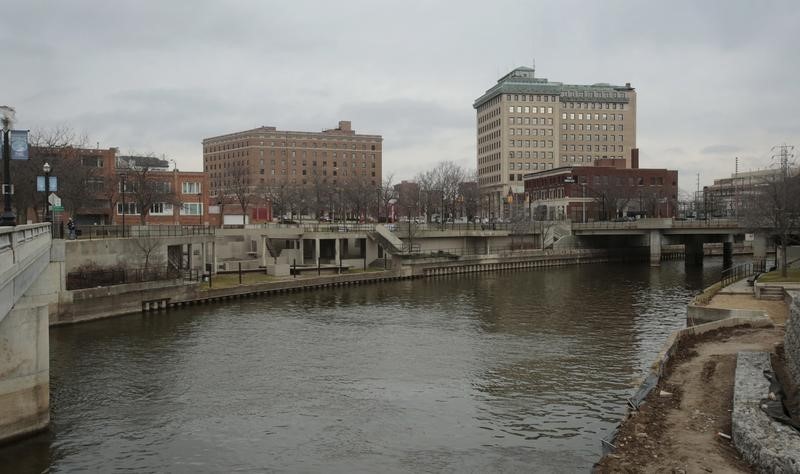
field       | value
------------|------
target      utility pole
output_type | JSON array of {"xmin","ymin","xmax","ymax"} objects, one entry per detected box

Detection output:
[{"xmin": 771, "ymin": 144, "xmax": 795, "ymax": 276}]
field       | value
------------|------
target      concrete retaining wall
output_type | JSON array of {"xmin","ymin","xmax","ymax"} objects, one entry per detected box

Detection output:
[
  {"xmin": 687, "ymin": 305, "xmax": 768, "ymax": 326},
  {"xmin": 732, "ymin": 351, "xmax": 800, "ymax": 472},
  {"xmin": 786, "ymin": 291, "xmax": 800, "ymax": 388}
]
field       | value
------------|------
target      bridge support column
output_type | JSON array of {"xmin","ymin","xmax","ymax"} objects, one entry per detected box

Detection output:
[
  {"xmin": 211, "ymin": 241, "xmax": 217, "ymax": 274},
  {"xmin": 752, "ymin": 233, "xmax": 767, "ymax": 266},
  {"xmin": 315, "ymin": 238, "xmax": 320, "ymax": 267},
  {"xmin": 261, "ymin": 237, "xmax": 267, "ymax": 268},
  {"xmin": 649, "ymin": 230, "xmax": 662, "ymax": 267},
  {"xmin": 685, "ymin": 238, "xmax": 704, "ymax": 266},
  {"xmin": 335, "ymin": 238, "xmax": 340, "ymax": 265},
  {"xmin": 722, "ymin": 235, "xmax": 734, "ymax": 270}
]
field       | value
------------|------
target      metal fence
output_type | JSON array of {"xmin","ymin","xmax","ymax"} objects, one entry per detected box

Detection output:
[
  {"xmin": 720, "ymin": 259, "xmax": 768, "ymax": 288},
  {"xmin": 66, "ymin": 266, "xmax": 182, "ymax": 290},
  {"xmin": 75, "ymin": 225, "xmax": 214, "ymax": 240}
]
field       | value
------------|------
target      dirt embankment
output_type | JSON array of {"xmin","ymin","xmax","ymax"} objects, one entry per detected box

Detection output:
[{"xmin": 595, "ymin": 325, "xmax": 785, "ymax": 473}]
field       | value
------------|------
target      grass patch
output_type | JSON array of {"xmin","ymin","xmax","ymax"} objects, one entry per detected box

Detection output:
[
  {"xmin": 200, "ymin": 272, "xmax": 278, "ymax": 290},
  {"xmin": 758, "ymin": 269, "xmax": 800, "ymax": 283}
]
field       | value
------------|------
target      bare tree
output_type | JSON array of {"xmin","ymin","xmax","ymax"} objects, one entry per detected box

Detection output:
[
  {"xmin": 132, "ymin": 234, "xmax": 163, "ymax": 272},
  {"xmin": 740, "ymin": 169, "xmax": 800, "ymax": 277},
  {"xmin": 378, "ymin": 173, "xmax": 397, "ymax": 222},
  {"xmin": 224, "ymin": 162, "xmax": 254, "ymax": 225},
  {"xmin": 120, "ymin": 157, "xmax": 178, "ymax": 225},
  {"xmin": 22, "ymin": 127, "xmax": 98, "ymax": 220}
]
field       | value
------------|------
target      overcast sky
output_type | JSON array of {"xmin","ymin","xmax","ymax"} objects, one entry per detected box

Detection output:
[{"xmin": 3, "ymin": 0, "xmax": 798, "ymax": 194}]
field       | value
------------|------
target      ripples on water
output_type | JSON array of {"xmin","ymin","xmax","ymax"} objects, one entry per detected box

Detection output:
[{"xmin": 1, "ymin": 259, "xmax": 728, "ymax": 473}]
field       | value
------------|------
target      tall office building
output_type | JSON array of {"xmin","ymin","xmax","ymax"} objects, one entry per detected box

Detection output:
[
  {"xmin": 474, "ymin": 67, "xmax": 637, "ymax": 218},
  {"xmin": 203, "ymin": 121, "xmax": 383, "ymax": 200}
]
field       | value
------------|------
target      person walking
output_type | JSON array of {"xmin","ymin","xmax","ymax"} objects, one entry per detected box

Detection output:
[{"xmin": 67, "ymin": 217, "xmax": 77, "ymax": 240}]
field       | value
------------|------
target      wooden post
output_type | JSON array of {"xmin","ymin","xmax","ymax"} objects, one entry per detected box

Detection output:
[{"xmin": 238, "ymin": 262, "xmax": 242, "ymax": 284}]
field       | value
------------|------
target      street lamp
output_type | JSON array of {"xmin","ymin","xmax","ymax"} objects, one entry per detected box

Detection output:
[
  {"xmin": 1, "ymin": 106, "xmax": 16, "ymax": 226},
  {"xmin": 43, "ymin": 162, "xmax": 52, "ymax": 223}
]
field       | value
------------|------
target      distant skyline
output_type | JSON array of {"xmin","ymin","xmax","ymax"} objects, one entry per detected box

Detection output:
[{"xmin": 3, "ymin": 0, "xmax": 798, "ymax": 194}]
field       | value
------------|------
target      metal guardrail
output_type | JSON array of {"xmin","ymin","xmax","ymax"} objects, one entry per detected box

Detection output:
[
  {"xmin": 75, "ymin": 225, "xmax": 214, "ymax": 240},
  {"xmin": 720, "ymin": 259, "xmax": 768, "ymax": 288},
  {"xmin": 572, "ymin": 218, "xmax": 743, "ymax": 231}
]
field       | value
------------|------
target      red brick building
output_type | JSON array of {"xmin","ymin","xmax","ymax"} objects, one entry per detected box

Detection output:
[
  {"xmin": 113, "ymin": 156, "xmax": 213, "ymax": 226},
  {"xmin": 523, "ymin": 160, "xmax": 678, "ymax": 221}
]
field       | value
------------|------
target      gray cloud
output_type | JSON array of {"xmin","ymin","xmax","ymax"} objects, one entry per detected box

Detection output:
[
  {"xmin": 1, "ymin": 0, "xmax": 798, "ymax": 189},
  {"xmin": 701, "ymin": 145, "xmax": 744, "ymax": 155}
]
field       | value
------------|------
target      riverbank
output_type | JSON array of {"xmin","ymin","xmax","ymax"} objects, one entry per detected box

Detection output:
[
  {"xmin": 595, "ymin": 287, "xmax": 788, "ymax": 472},
  {"xmin": 51, "ymin": 248, "xmax": 624, "ymax": 326}
]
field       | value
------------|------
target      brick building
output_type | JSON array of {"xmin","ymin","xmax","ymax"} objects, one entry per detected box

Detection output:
[
  {"xmin": 523, "ymin": 159, "xmax": 678, "ymax": 221},
  {"xmin": 202, "ymin": 121, "xmax": 383, "ymax": 218},
  {"xmin": 474, "ymin": 66, "xmax": 637, "ymax": 219},
  {"xmin": 114, "ymin": 156, "xmax": 213, "ymax": 226}
]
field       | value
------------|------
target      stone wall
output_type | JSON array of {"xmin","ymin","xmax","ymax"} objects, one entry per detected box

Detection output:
[{"xmin": 786, "ymin": 291, "xmax": 800, "ymax": 387}]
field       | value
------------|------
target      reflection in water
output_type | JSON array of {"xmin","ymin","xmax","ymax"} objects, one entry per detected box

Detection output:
[{"xmin": 1, "ymin": 259, "xmax": 727, "ymax": 473}]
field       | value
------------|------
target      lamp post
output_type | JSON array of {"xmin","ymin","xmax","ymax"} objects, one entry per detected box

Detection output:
[
  {"xmin": 580, "ymin": 183, "xmax": 587, "ymax": 223},
  {"xmin": 43, "ymin": 162, "xmax": 51, "ymax": 223},
  {"xmin": 120, "ymin": 173, "xmax": 127, "ymax": 238},
  {"xmin": 1, "ymin": 106, "xmax": 16, "ymax": 226}
]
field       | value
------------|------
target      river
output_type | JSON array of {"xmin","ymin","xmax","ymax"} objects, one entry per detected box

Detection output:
[{"xmin": 1, "ymin": 259, "xmax": 729, "ymax": 473}]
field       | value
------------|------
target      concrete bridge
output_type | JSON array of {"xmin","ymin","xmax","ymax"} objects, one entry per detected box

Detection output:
[
  {"xmin": 571, "ymin": 218, "xmax": 767, "ymax": 266},
  {"xmin": 0, "ymin": 224, "xmax": 59, "ymax": 443}
]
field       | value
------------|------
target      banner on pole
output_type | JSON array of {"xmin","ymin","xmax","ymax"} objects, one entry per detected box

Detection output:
[
  {"xmin": 36, "ymin": 176, "xmax": 58, "ymax": 192},
  {"xmin": 10, "ymin": 130, "xmax": 29, "ymax": 160}
]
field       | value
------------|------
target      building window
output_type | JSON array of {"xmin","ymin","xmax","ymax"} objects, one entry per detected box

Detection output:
[
  {"xmin": 117, "ymin": 202, "xmax": 138, "ymax": 215},
  {"xmin": 182, "ymin": 182, "xmax": 201, "ymax": 194},
  {"xmin": 150, "ymin": 203, "xmax": 173, "ymax": 215},
  {"xmin": 181, "ymin": 203, "xmax": 203, "ymax": 215}
]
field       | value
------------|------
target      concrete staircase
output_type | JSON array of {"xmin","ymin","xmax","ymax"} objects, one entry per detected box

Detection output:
[
  {"xmin": 759, "ymin": 286, "xmax": 785, "ymax": 301},
  {"xmin": 369, "ymin": 224, "xmax": 406, "ymax": 255}
]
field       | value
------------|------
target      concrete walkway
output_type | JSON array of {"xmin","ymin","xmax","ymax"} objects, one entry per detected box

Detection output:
[{"xmin": 718, "ymin": 277, "xmax": 755, "ymax": 296}]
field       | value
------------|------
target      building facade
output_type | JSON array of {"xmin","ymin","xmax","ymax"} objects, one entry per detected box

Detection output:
[
  {"xmin": 202, "ymin": 121, "xmax": 383, "ymax": 212},
  {"xmin": 702, "ymin": 167, "xmax": 800, "ymax": 218},
  {"xmin": 114, "ymin": 156, "xmax": 212, "ymax": 226},
  {"xmin": 474, "ymin": 66, "xmax": 637, "ymax": 219},
  {"xmin": 523, "ymin": 162, "xmax": 677, "ymax": 222}
]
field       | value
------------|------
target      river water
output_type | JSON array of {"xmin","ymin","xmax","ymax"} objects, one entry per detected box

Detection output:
[{"xmin": 2, "ymin": 259, "xmax": 728, "ymax": 473}]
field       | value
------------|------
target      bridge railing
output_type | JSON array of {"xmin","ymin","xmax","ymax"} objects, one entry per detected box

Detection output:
[
  {"xmin": 572, "ymin": 218, "xmax": 743, "ymax": 231},
  {"xmin": 75, "ymin": 225, "xmax": 214, "ymax": 240}
]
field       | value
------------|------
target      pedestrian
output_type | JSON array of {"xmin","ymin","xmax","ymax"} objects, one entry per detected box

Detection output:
[{"xmin": 67, "ymin": 217, "xmax": 77, "ymax": 240}]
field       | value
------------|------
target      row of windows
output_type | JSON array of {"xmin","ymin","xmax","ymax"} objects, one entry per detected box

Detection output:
[
  {"xmin": 560, "ymin": 134, "xmax": 625, "ymax": 143},
  {"xmin": 562, "ymin": 123, "xmax": 623, "ymax": 131},
  {"xmin": 476, "ymin": 95, "xmax": 503, "ymax": 113},
  {"xmin": 207, "ymin": 150, "xmax": 378, "ymax": 161},
  {"xmin": 508, "ymin": 128, "xmax": 553, "ymax": 137},
  {"xmin": 563, "ymin": 101, "xmax": 626, "ymax": 110},
  {"xmin": 505, "ymin": 94, "xmax": 557, "ymax": 102},
  {"xmin": 508, "ymin": 116, "xmax": 555, "ymax": 126},
  {"xmin": 508, "ymin": 106, "xmax": 554, "ymax": 114},
  {"xmin": 561, "ymin": 113, "xmax": 624, "ymax": 121},
  {"xmin": 210, "ymin": 176, "xmax": 378, "ymax": 189},
  {"xmin": 508, "ymin": 140, "xmax": 553, "ymax": 149},
  {"xmin": 478, "ymin": 104, "xmax": 501, "ymax": 124},
  {"xmin": 205, "ymin": 140, "xmax": 379, "ymax": 154},
  {"xmin": 562, "ymin": 144, "xmax": 624, "ymax": 153},
  {"xmin": 478, "ymin": 117, "xmax": 501, "ymax": 135},
  {"xmin": 508, "ymin": 162, "xmax": 551, "ymax": 171},
  {"xmin": 508, "ymin": 151, "xmax": 555, "ymax": 159},
  {"xmin": 562, "ymin": 90, "xmax": 627, "ymax": 99},
  {"xmin": 116, "ymin": 202, "xmax": 203, "ymax": 216}
]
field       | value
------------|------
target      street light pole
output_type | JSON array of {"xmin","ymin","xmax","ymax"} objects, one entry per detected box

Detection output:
[
  {"xmin": 43, "ymin": 162, "xmax": 51, "ymax": 223},
  {"xmin": 1, "ymin": 106, "xmax": 16, "ymax": 227}
]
